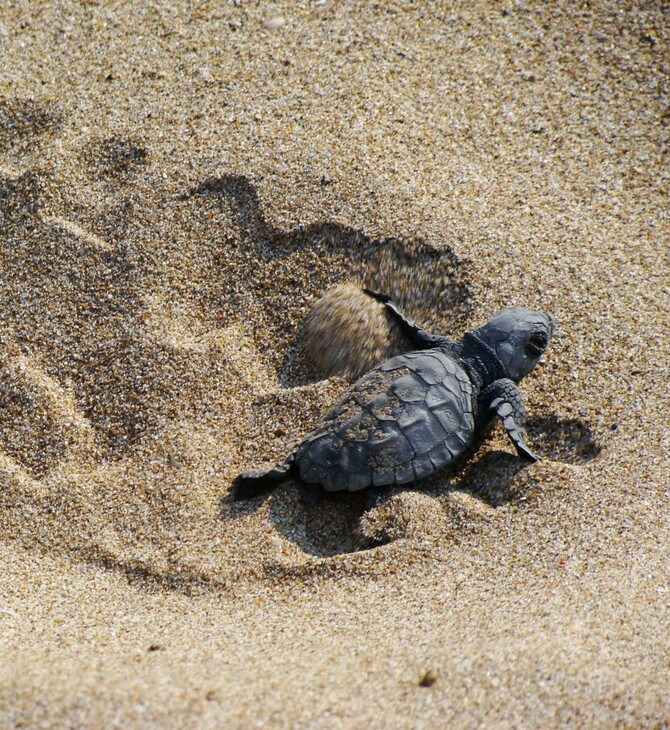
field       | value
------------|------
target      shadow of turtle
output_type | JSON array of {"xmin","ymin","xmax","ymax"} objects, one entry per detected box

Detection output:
[
  {"xmin": 526, "ymin": 415, "xmax": 601, "ymax": 464},
  {"xmin": 218, "ymin": 481, "xmax": 366, "ymax": 557},
  {"xmin": 451, "ymin": 413, "xmax": 602, "ymax": 507},
  {"xmin": 220, "ymin": 413, "xmax": 602, "ymax": 557}
]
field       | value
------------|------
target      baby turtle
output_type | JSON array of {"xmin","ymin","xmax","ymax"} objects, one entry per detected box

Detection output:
[{"xmin": 232, "ymin": 291, "xmax": 555, "ymax": 507}]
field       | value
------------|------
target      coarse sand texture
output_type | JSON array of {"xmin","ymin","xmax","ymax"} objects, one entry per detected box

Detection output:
[{"xmin": 0, "ymin": 2, "xmax": 668, "ymax": 728}]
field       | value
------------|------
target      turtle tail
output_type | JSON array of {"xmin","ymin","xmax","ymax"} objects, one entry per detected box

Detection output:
[{"xmin": 231, "ymin": 455, "xmax": 297, "ymax": 501}]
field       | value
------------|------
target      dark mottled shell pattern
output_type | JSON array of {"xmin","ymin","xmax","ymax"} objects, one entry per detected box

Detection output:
[{"xmin": 295, "ymin": 350, "xmax": 475, "ymax": 491}]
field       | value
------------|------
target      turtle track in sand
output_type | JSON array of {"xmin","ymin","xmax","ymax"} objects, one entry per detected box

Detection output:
[{"xmin": 0, "ymin": 133, "xmax": 602, "ymax": 588}]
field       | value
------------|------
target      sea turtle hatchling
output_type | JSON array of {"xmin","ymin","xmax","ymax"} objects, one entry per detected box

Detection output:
[{"xmin": 232, "ymin": 291, "xmax": 555, "ymax": 507}]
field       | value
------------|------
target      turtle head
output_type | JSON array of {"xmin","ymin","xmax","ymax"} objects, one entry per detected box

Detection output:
[{"xmin": 473, "ymin": 308, "xmax": 555, "ymax": 383}]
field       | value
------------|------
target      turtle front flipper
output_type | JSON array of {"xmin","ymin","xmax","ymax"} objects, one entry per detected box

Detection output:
[
  {"xmin": 231, "ymin": 455, "xmax": 297, "ymax": 500},
  {"xmin": 482, "ymin": 379, "xmax": 541, "ymax": 462},
  {"xmin": 363, "ymin": 289, "xmax": 453, "ymax": 351}
]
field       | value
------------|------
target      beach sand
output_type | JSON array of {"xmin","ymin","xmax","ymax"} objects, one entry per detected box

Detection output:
[{"xmin": 1, "ymin": 1, "xmax": 668, "ymax": 727}]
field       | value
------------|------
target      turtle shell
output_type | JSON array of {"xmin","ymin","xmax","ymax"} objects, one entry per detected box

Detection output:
[{"xmin": 295, "ymin": 349, "xmax": 475, "ymax": 491}]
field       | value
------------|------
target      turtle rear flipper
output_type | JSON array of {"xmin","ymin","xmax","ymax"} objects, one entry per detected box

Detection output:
[{"xmin": 231, "ymin": 456, "xmax": 296, "ymax": 500}]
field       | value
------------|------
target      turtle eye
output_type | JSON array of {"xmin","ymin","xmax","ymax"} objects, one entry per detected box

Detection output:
[{"xmin": 525, "ymin": 331, "xmax": 548, "ymax": 358}]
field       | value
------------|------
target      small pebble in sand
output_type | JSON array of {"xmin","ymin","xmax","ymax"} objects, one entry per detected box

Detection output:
[
  {"xmin": 263, "ymin": 16, "xmax": 286, "ymax": 31},
  {"xmin": 419, "ymin": 669, "xmax": 439, "ymax": 687}
]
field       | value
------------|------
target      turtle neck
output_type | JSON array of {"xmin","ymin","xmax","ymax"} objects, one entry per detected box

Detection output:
[{"xmin": 460, "ymin": 332, "xmax": 506, "ymax": 392}]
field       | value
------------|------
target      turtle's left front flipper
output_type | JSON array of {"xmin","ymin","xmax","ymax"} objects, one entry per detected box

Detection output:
[
  {"xmin": 482, "ymin": 378, "xmax": 541, "ymax": 462},
  {"xmin": 362, "ymin": 289, "xmax": 454, "ymax": 350}
]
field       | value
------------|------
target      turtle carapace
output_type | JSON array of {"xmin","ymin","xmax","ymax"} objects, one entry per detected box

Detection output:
[{"xmin": 232, "ymin": 291, "xmax": 555, "ymax": 506}]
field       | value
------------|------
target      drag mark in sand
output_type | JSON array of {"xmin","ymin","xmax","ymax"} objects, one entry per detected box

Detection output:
[{"xmin": 44, "ymin": 215, "xmax": 115, "ymax": 253}]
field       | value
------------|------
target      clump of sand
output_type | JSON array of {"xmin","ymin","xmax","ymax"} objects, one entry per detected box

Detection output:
[{"xmin": 304, "ymin": 283, "xmax": 410, "ymax": 379}]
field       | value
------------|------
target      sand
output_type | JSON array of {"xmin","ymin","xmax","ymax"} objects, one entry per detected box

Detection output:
[{"xmin": 0, "ymin": 1, "xmax": 668, "ymax": 727}]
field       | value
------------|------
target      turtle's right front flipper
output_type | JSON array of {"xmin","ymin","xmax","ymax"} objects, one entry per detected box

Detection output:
[
  {"xmin": 363, "ymin": 289, "xmax": 452, "ymax": 350},
  {"xmin": 231, "ymin": 456, "xmax": 296, "ymax": 500},
  {"xmin": 482, "ymin": 379, "xmax": 541, "ymax": 462}
]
